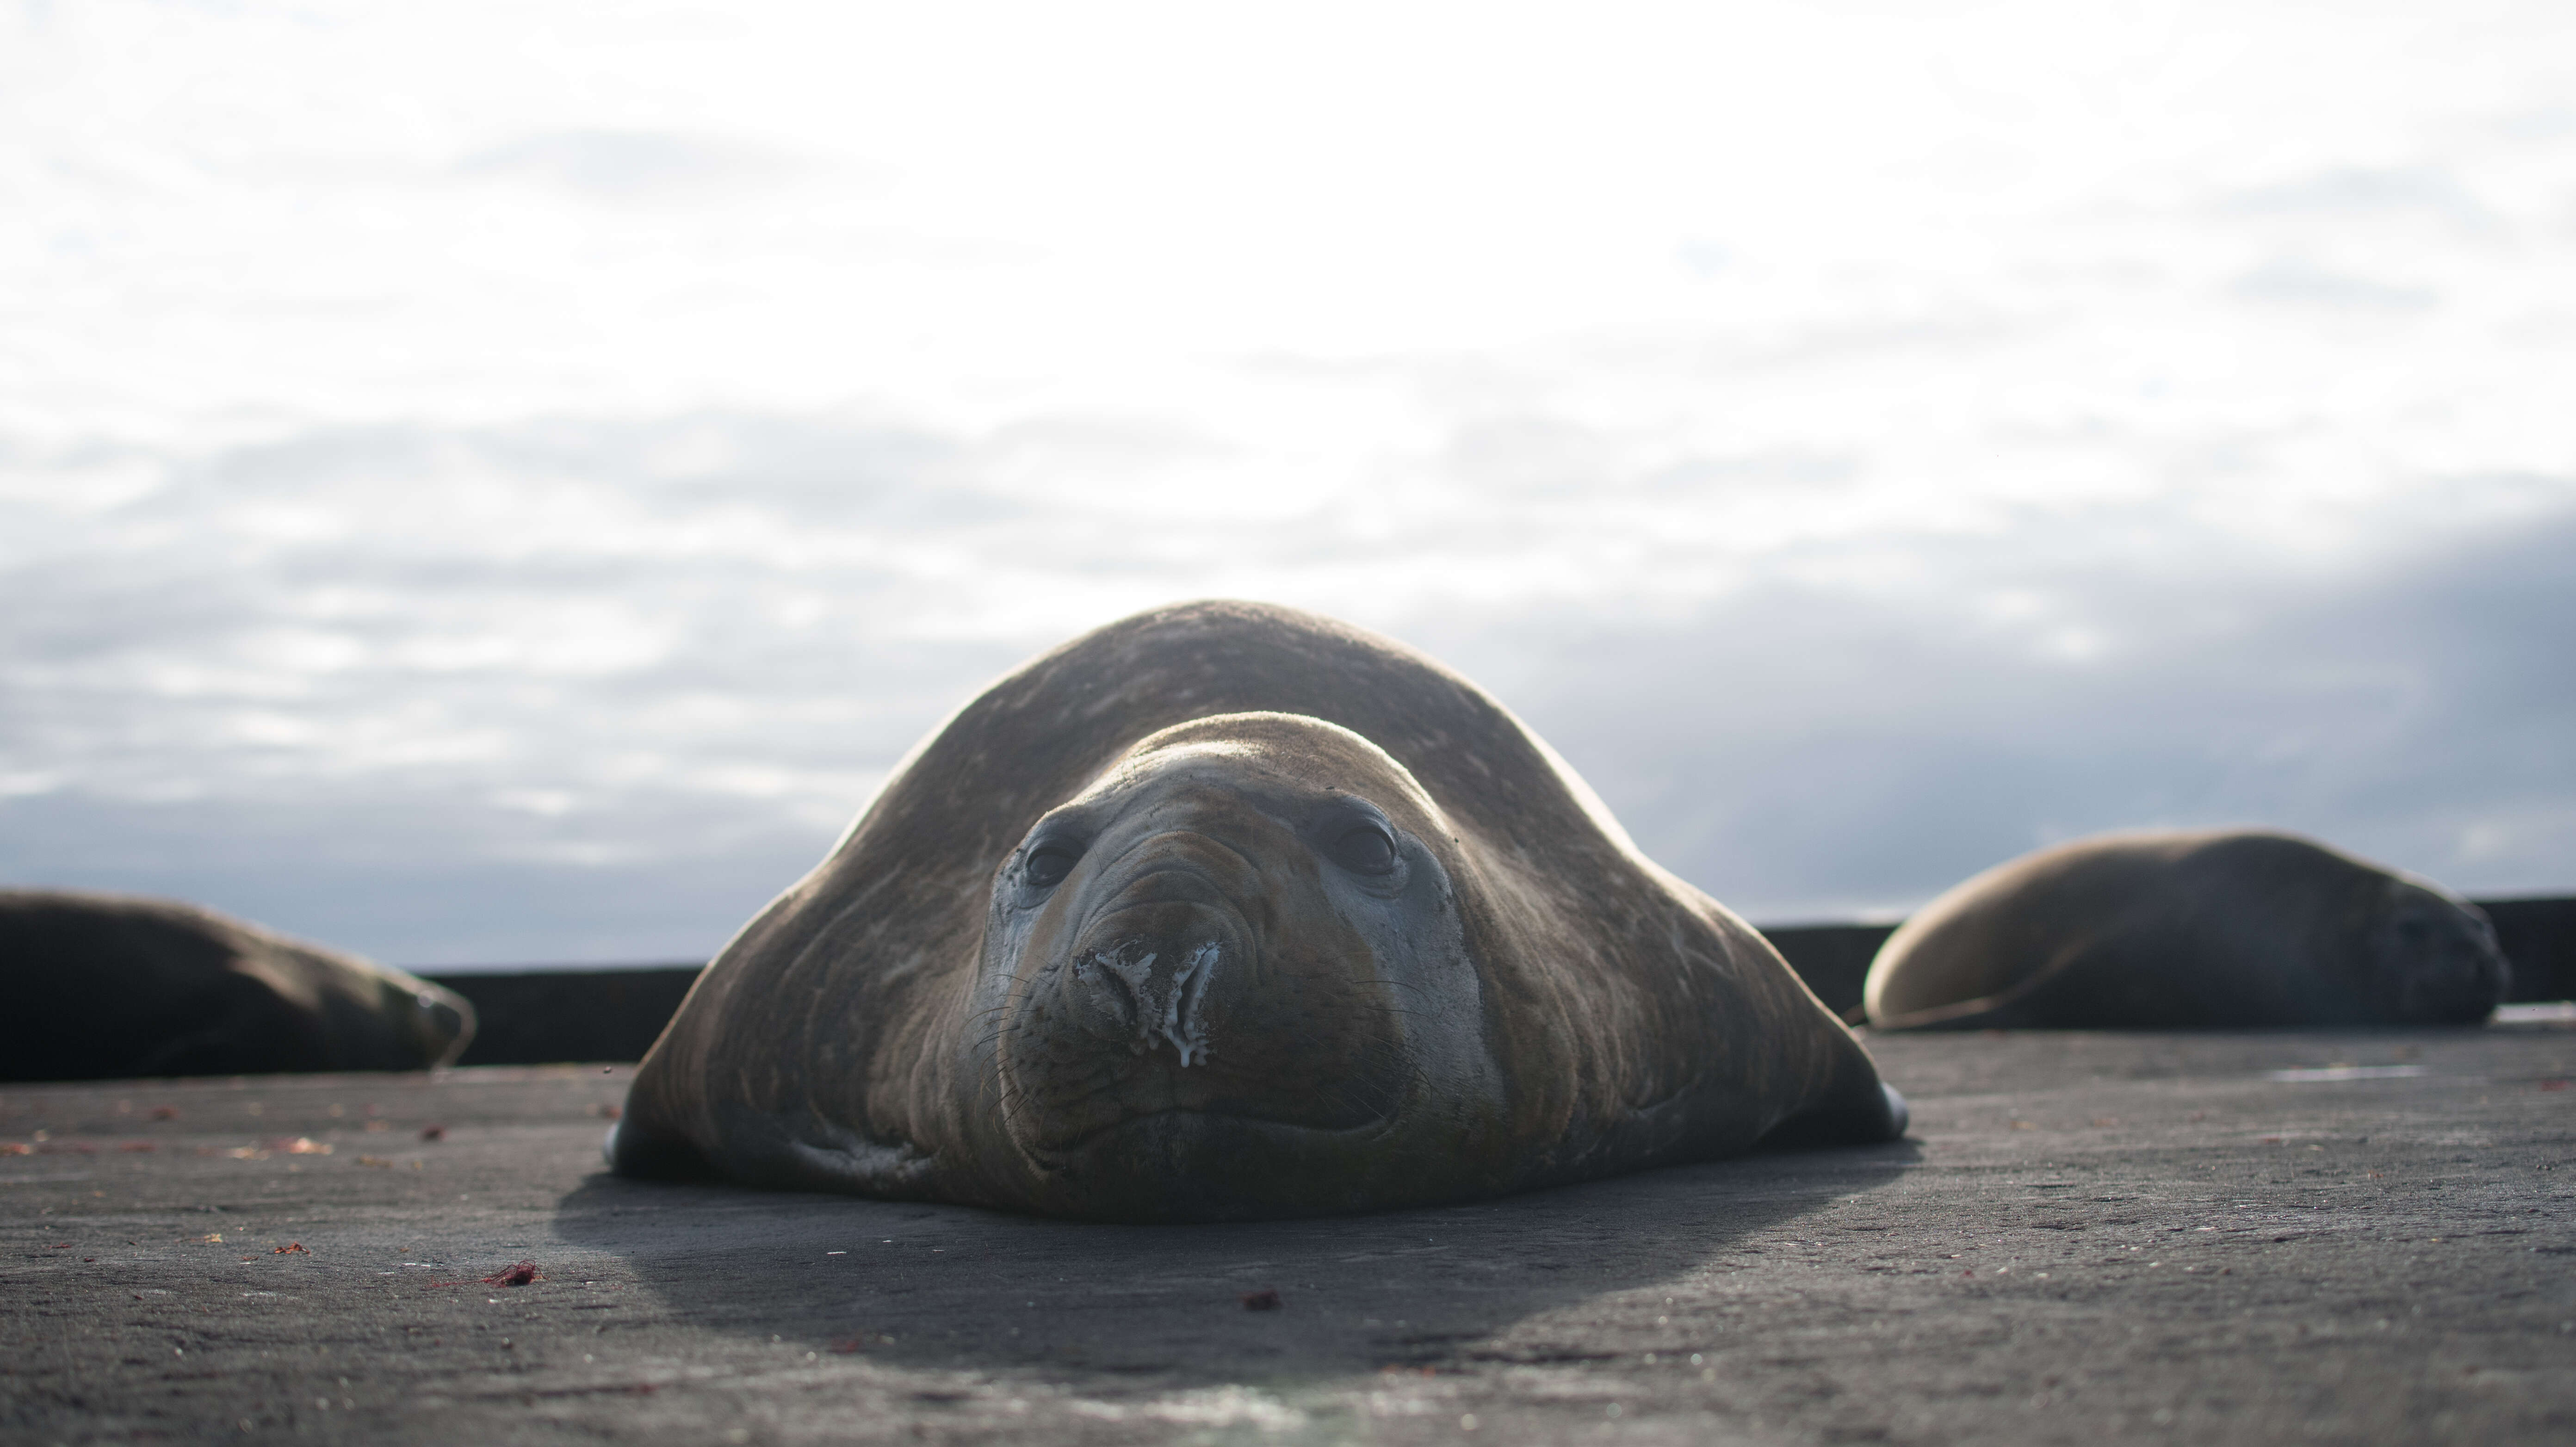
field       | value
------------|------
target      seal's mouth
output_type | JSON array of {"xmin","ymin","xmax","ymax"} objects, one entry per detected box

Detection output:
[
  {"xmin": 1025, "ymin": 1101, "xmax": 1399, "ymax": 1164},
  {"xmin": 2396, "ymin": 965, "xmax": 2507, "ymax": 1023},
  {"xmin": 1010, "ymin": 1105, "xmax": 1425, "ymax": 1222}
]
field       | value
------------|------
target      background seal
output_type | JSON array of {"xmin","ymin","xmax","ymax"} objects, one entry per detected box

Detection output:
[
  {"xmin": 0, "ymin": 889, "xmax": 476, "ymax": 1079},
  {"xmin": 1862, "ymin": 828, "xmax": 2510, "ymax": 1030}
]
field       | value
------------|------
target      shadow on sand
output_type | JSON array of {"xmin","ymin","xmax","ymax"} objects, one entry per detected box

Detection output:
[{"xmin": 551, "ymin": 1138, "xmax": 1919, "ymax": 1388}]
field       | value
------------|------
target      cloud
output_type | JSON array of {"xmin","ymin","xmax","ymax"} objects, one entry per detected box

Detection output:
[
  {"xmin": 2220, "ymin": 165, "xmax": 2497, "ymax": 230},
  {"xmin": 0, "ymin": 411, "xmax": 1038, "ymax": 960},
  {"xmin": 2227, "ymin": 257, "xmax": 2439, "ymax": 311},
  {"xmin": 454, "ymin": 129, "xmax": 808, "ymax": 200},
  {"xmin": 8, "ymin": 1, "xmax": 2576, "ymax": 963},
  {"xmin": 3, "ymin": 399, "xmax": 2569, "ymax": 962},
  {"xmin": 1437, "ymin": 504, "xmax": 2576, "ymax": 921}
]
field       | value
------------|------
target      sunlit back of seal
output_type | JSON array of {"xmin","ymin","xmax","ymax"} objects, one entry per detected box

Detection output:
[
  {"xmin": 1862, "ymin": 829, "xmax": 2509, "ymax": 1031},
  {"xmin": 613, "ymin": 601, "xmax": 1904, "ymax": 1221}
]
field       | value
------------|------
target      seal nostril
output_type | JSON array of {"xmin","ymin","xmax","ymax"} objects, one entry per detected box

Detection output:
[
  {"xmin": 1161, "ymin": 942, "xmax": 1221, "ymax": 1067},
  {"xmin": 1069, "ymin": 937, "xmax": 1220, "ymax": 1065},
  {"xmin": 1098, "ymin": 948, "xmax": 1157, "ymax": 1013},
  {"xmin": 1073, "ymin": 943, "xmax": 1152, "ymax": 1026}
]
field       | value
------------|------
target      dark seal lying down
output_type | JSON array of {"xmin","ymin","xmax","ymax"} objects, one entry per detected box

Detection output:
[
  {"xmin": 1862, "ymin": 829, "xmax": 2510, "ymax": 1031},
  {"xmin": 613, "ymin": 601, "xmax": 1905, "ymax": 1221},
  {"xmin": 0, "ymin": 890, "xmax": 476, "ymax": 1080}
]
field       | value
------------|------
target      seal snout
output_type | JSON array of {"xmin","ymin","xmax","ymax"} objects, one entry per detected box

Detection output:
[
  {"xmin": 1074, "ymin": 935, "xmax": 1223, "ymax": 1066},
  {"xmin": 2395, "ymin": 935, "xmax": 2510, "ymax": 1022},
  {"xmin": 2378, "ymin": 897, "xmax": 2511, "ymax": 1024},
  {"xmin": 1055, "ymin": 849, "xmax": 1255, "ymax": 1068}
]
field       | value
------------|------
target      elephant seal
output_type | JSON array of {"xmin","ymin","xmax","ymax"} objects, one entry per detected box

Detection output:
[
  {"xmin": 1861, "ymin": 829, "xmax": 2509, "ymax": 1030},
  {"xmin": 613, "ymin": 600, "xmax": 1905, "ymax": 1221},
  {"xmin": 0, "ymin": 889, "xmax": 476, "ymax": 1080}
]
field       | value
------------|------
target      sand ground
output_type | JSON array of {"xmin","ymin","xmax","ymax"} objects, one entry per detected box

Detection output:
[{"xmin": 5, "ymin": 1024, "xmax": 2572, "ymax": 1446}]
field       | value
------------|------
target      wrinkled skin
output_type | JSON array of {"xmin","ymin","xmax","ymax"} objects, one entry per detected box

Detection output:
[
  {"xmin": 1862, "ymin": 829, "xmax": 2510, "ymax": 1031},
  {"xmin": 0, "ymin": 890, "xmax": 476, "ymax": 1080},
  {"xmin": 614, "ymin": 601, "xmax": 1903, "ymax": 1222}
]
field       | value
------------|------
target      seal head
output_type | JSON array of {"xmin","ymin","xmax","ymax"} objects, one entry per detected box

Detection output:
[
  {"xmin": 972, "ymin": 715, "xmax": 1506, "ymax": 1219},
  {"xmin": 2358, "ymin": 878, "xmax": 2509, "ymax": 1024}
]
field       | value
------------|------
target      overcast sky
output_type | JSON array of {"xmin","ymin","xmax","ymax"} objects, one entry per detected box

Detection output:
[{"xmin": 5, "ymin": 0, "xmax": 2572, "ymax": 967}]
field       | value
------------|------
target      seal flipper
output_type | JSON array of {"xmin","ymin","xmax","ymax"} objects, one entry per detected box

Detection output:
[
  {"xmin": 704, "ymin": 1104, "xmax": 943, "ymax": 1198},
  {"xmin": 1866, "ymin": 943, "xmax": 2108, "ymax": 1031},
  {"xmin": 1757, "ymin": 1076, "xmax": 1911, "ymax": 1149},
  {"xmin": 604, "ymin": 1117, "xmax": 718, "ymax": 1180}
]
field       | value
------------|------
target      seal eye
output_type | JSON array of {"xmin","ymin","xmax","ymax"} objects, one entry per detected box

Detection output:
[
  {"xmin": 1327, "ymin": 823, "xmax": 1398, "ymax": 876},
  {"xmin": 1023, "ymin": 842, "xmax": 1082, "ymax": 889}
]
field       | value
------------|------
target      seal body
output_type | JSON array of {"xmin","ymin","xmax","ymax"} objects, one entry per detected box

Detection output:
[
  {"xmin": 1862, "ymin": 829, "xmax": 2509, "ymax": 1031},
  {"xmin": 613, "ymin": 601, "xmax": 1903, "ymax": 1221},
  {"xmin": 0, "ymin": 890, "xmax": 476, "ymax": 1080}
]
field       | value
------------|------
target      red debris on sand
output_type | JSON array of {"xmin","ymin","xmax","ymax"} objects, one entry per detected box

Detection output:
[
  {"xmin": 483, "ymin": 1261, "xmax": 542, "ymax": 1286},
  {"xmin": 1240, "ymin": 1288, "xmax": 1283, "ymax": 1311},
  {"xmin": 151, "ymin": 1106, "xmax": 179, "ymax": 1120},
  {"xmin": 122, "ymin": 1143, "xmax": 156, "ymax": 1153},
  {"xmin": 597, "ymin": 1103, "xmax": 621, "ymax": 1120},
  {"xmin": 420, "ymin": 1125, "xmax": 446, "ymax": 1142},
  {"xmin": 273, "ymin": 1243, "xmax": 310, "ymax": 1255},
  {"xmin": 2542, "ymin": 1080, "xmax": 2568, "ymax": 1092},
  {"xmin": 830, "ymin": 1332, "xmax": 894, "ymax": 1352},
  {"xmin": 0, "ymin": 1144, "xmax": 26, "ymax": 1156}
]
